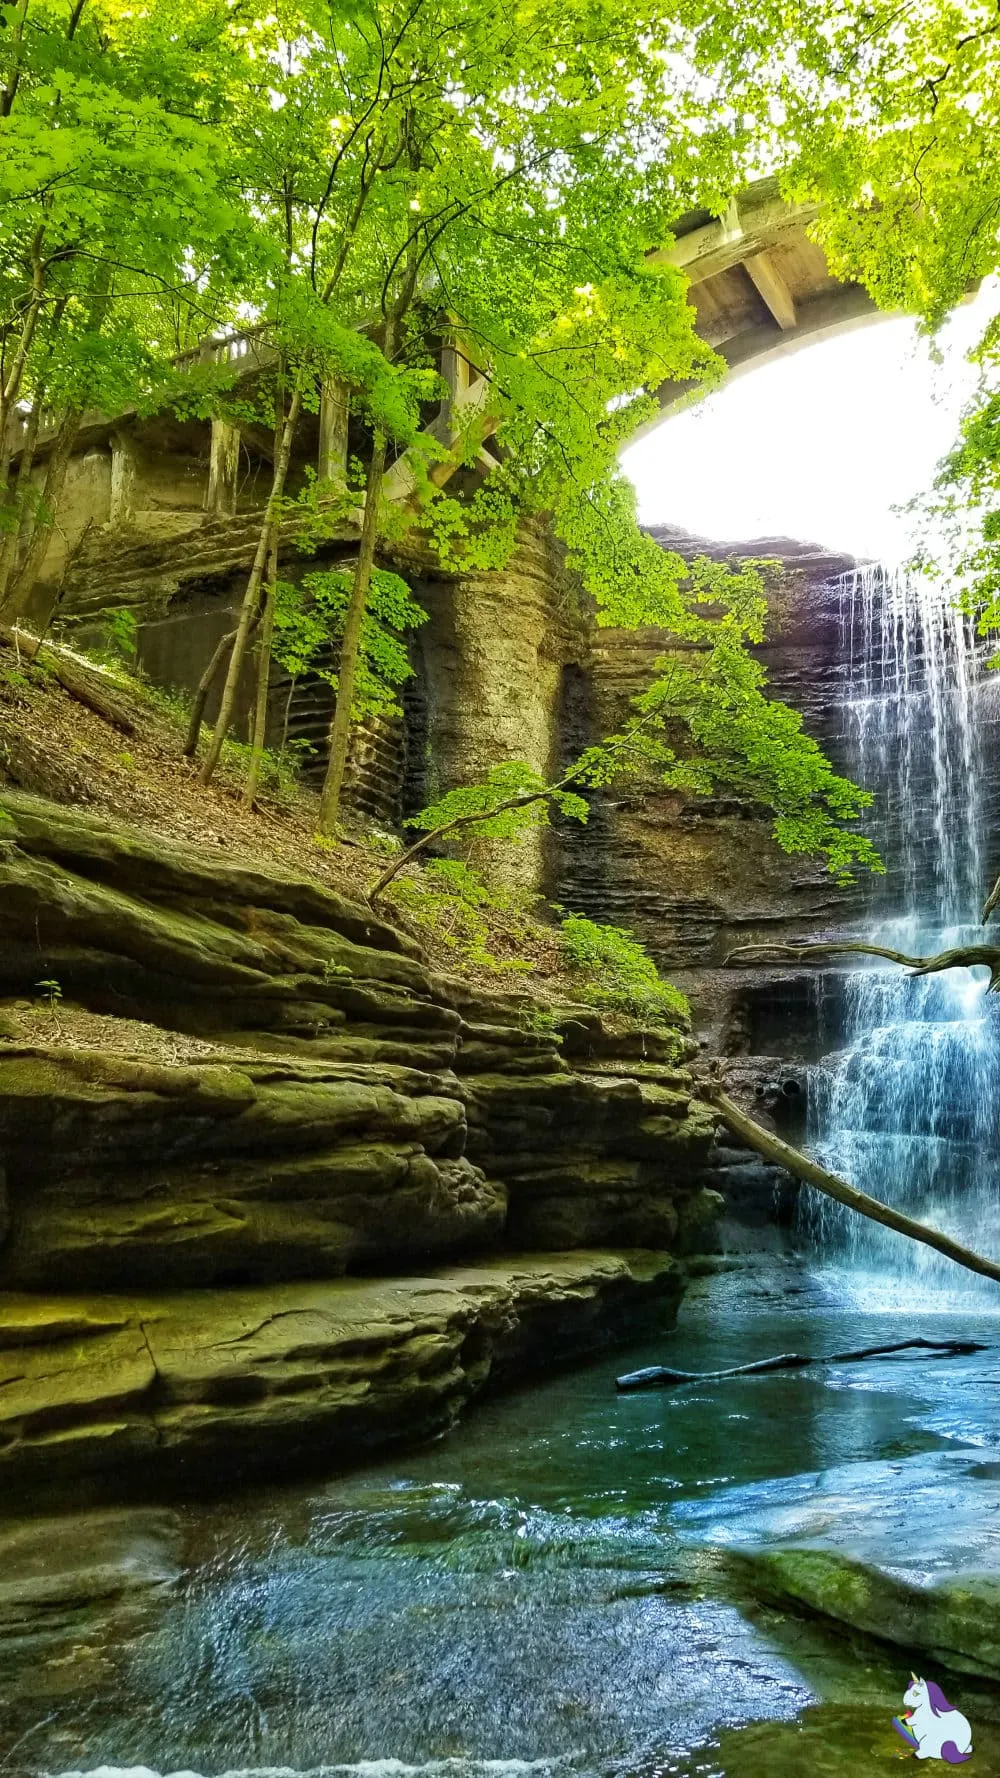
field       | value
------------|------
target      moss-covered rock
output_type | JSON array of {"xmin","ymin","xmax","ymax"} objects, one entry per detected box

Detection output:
[
  {"xmin": 0, "ymin": 795, "xmax": 721, "ymax": 1498},
  {"xmin": 0, "ymin": 1251, "xmax": 685, "ymax": 1505}
]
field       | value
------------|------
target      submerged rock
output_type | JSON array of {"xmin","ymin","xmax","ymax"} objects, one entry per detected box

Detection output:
[
  {"xmin": 0, "ymin": 1507, "xmax": 181, "ymax": 1641},
  {"xmin": 676, "ymin": 1450, "xmax": 1000, "ymax": 1681},
  {"xmin": 707, "ymin": 1702, "xmax": 1000, "ymax": 1778}
]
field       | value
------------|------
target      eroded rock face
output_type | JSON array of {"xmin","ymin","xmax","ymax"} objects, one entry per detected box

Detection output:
[
  {"xmin": 0, "ymin": 1253, "xmax": 684, "ymax": 1501},
  {"xmin": 0, "ymin": 794, "xmax": 716, "ymax": 1497},
  {"xmin": 0, "ymin": 794, "xmax": 716, "ymax": 1292},
  {"xmin": 551, "ymin": 530, "xmax": 862, "ymax": 984}
]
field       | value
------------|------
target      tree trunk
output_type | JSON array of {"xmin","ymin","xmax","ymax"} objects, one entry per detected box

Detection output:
[
  {"xmin": 317, "ymin": 427, "xmax": 387, "ymax": 833},
  {"xmin": 199, "ymin": 387, "xmax": 302, "ymax": 785},
  {"xmin": 0, "ymin": 394, "xmax": 41, "ymax": 598},
  {"xmin": 703, "ymin": 1082, "xmax": 1000, "ymax": 1287},
  {"xmin": 616, "ymin": 1338, "xmax": 988, "ymax": 1391},
  {"xmin": 1, "ymin": 630, "xmax": 140, "ymax": 731},
  {"xmin": 244, "ymin": 537, "xmax": 278, "ymax": 806},
  {"xmin": 183, "ymin": 627, "xmax": 238, "ymax": 759}
]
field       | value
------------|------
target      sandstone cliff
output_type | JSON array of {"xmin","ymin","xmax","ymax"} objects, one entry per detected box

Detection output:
[{"xmin": 0, "ymin": 792, "xmax": 718, "ymax": 1504}]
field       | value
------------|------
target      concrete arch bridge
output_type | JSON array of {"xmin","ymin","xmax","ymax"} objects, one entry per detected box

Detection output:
[
  {"xmin": 14, "ymin": 176, "xmax": 876, "ymax": 605},
  {"xmin": 6, "ymin": 178, "xmax": 880, "ymax": 852}
]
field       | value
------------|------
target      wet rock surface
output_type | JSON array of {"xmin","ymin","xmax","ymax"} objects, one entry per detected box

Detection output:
[
  {"xmin": 0, "ymin": 1510, "xmax": 182, "ymax": 1640},
  {"xmin": 677, "ymin": 1448, "xmax": 1000, "ymax": 1680},
  {"xmin": 4, "ymin": 1275, "xmax": 998, "ymax": 1778},
  {"xmin": 703, "ymin": 1702, "xmax": 999, "ymax": 1778},
  {"xmin": 0, "ymin": 1252, "xmax": 685, "ymax": 1504}
]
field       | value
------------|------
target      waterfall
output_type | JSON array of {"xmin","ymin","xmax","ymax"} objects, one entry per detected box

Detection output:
[{"xmin": 805, "ymin": 563, "xmax": 1000, "ymax": 1301}]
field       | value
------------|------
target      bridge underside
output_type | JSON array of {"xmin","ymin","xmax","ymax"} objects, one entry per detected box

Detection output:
[{"xmin": 646, "ymin": 177, "xmax": 879, "ymax": 428}]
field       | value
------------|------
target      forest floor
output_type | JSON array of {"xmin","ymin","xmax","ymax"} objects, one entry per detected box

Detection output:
[{"xmin": 0, "ymin": 628, "xmax": 587, "ymax": 1010}]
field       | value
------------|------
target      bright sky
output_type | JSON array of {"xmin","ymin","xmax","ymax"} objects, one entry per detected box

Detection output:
[{"xmin": 620, "ymin": 287, "xmax": 1000, "ymax": 565}]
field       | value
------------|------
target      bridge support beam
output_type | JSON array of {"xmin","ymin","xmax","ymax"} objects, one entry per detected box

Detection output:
[
  {"xmin": 744, "ymin": 250, "xmax": 797, "ymax": 330},
  {"xmin": 318, "ymin": 378, "xmax": 349, "ymax": 486},
  {"xmin": 206, "ymin": 418, "xmax": 241, "ymax": 516}
]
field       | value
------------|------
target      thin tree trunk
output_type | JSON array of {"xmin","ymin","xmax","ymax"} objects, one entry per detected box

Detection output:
[
  {"xmin": 0, "ymin": 0, "xmax": 31, "ymax": 118},
  {"xmin": 0, "ymin": 393, "xmax": 41, "ymax": 594},
  {"xmin": 704, "ymin": 1083, "xmax": 1000, "ymax": 1287},
  {"xmin": 184, "ymin": 605, "xmax": 268, "ymax": 760},
  {"xmin": 244, "ymin": 536, "xmax": 278, "ymax": 806},
  {"xmin": 199, "ymin": 387, "xmax": 302, "ymax": 785},
  {"xmin": 368, "ymin": 777, "xmax": 573, "ymax": 904},
  {"xmin": 317, "ymin": 427, "xmax": 387, "ymax": 832},
  {"xmin": 365, "ymin": 704, "xmax": 666, "ymax": 904},
  {"xmin": 184, "ymin": 626, "xmax": 238, "ymax": 758},
  {"xmin": 725, "ymin": 938, "xmax": 1000, "ymax": 991},
  {"xmin": 0, "ymin": 254, "xmax": 46, "ymax": 471}
]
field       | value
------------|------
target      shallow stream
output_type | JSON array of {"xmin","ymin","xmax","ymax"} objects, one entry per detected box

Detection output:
[{"xmin": 5, "ymin": 1266, "xmax": 1000, "ymax": 1778}]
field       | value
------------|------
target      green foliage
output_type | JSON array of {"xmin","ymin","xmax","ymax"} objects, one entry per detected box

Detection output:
[
  {"xmin": 405, "ymin": 761, "xmax": 589, "ymax": 845},
  {"xmin": 685, "ymin": 0, "xmax": 1000, "ymax": 671},
  {"xmin": 400, "ymin": 639, "xmax": 880, "ymax": 885},
  {"xmin": 35, "ymin": 977, "xmax": 63, "ymax": 1013},
  {"xmin": 272, "ymin": 569, "xmax": 427, "ymax": 722},
  {"xmin": 0, "ymin": 0, "xmax": 940, "ymax": 867},
  {"xmin": 361, "ymin": 830, "xmax": 404, "ymax": 858},
  {"xmin": 385, "ymin": 858, "xmax": 538, "ymax": 976},
  {"xmin": 218, "ymin": 737, "xmax": 304, "ymax": 799},
  {"xmin": 100, "ymin": 609, "xmax": 138, "ymax": 667},
  {"xmin": 518, "ymin": 1004, "xmax": 561, "ymax": 1039},
  {"xmin": 559, "ymin": 916, "xmax": 689, "ymax": 1027},
  {"xmin": 912, "ymin": 376, "xmax": 1000, "ymax": 656},
  {"xmin": 617, "ymin": 644, "xmax": 884, "ymax": 884}
]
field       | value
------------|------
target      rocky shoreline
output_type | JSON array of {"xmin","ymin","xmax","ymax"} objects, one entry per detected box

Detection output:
[
  {"xmin": 0, "ymin": 791, "xmax": 719, "ymax": 1506},
  {"xmin": 0, "ymin": 1251, "xmax": 685, "ymax": 1503}
]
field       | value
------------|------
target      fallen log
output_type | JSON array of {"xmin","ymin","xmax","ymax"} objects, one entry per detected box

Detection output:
[
  {"xmin": 724, "ymin": 939, "xmax": 1000, "ymax": 991},
  {"xmin": 2, "ymin": 627, "xmax": 140, "ymax": 734},
  {"xmin": 704, "ymin": 1083, "xmax": 1000, "ymax": 1288},
  {"xmin": 616, "ymin": 1337, "xmax": 988, "ymax": 1391}
]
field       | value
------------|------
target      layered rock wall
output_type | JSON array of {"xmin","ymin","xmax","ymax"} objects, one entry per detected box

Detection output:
[{"xmin": 0, "ymin": 793, "xmax": 716, "ymax": 1503}]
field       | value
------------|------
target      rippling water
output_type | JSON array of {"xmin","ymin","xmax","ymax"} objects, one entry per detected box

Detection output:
[{"xmin": 5, "ymin": 1273, "xmax": 998, "ymax": 1778}]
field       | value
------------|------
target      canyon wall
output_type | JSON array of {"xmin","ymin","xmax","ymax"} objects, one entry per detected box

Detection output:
[
  {"xmin": 4, "ymin": 479, "xmax": 897, "ymax": 1502},
  {"xmin": 0, "ymin": 793, "xmax": 717, "ymax": 1504}
]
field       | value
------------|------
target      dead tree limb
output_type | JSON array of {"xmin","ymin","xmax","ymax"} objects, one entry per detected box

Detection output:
[
  {"xmin": 703, "ymin": 1084, "xmax": 1000, "ymax": 1287},
  {"xmin": 616, "ymin": 1337, "xmax": 988, "ymax": 1392},
  {"xmin": 725, "ymin": 940, "xmax": 1000, "ymax": 991}
]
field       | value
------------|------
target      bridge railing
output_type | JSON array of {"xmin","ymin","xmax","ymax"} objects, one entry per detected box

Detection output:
[{"xmin": 9, "ymin": 322, "xmax": 278, "ymax": 450}]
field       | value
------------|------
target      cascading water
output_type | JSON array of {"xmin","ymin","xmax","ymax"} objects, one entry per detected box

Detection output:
[{"xmin": 806, "ymin": 564, "xmax": 1000, "ymax": 1301}]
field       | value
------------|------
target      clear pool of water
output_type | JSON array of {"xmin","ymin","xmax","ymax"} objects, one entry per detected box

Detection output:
[{"xmin": 5, "ymin": 1264, "xmax": 1000, "ymax": 1778}]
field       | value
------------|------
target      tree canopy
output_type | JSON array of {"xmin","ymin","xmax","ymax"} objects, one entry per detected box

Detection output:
[{"xmin": 8, "ymin": 0, "xmax": 989, "ymax": 887}]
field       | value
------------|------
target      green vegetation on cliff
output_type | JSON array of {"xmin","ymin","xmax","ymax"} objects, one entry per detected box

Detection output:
[{"xmin": 0, "ymin": 0, "xmax": 889, "ymax": 888}]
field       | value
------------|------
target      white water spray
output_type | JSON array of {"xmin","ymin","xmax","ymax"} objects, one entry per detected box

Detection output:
[{"xmin": 806, "ymin": 564, "xmax": 1000, "ymax": 1301}]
